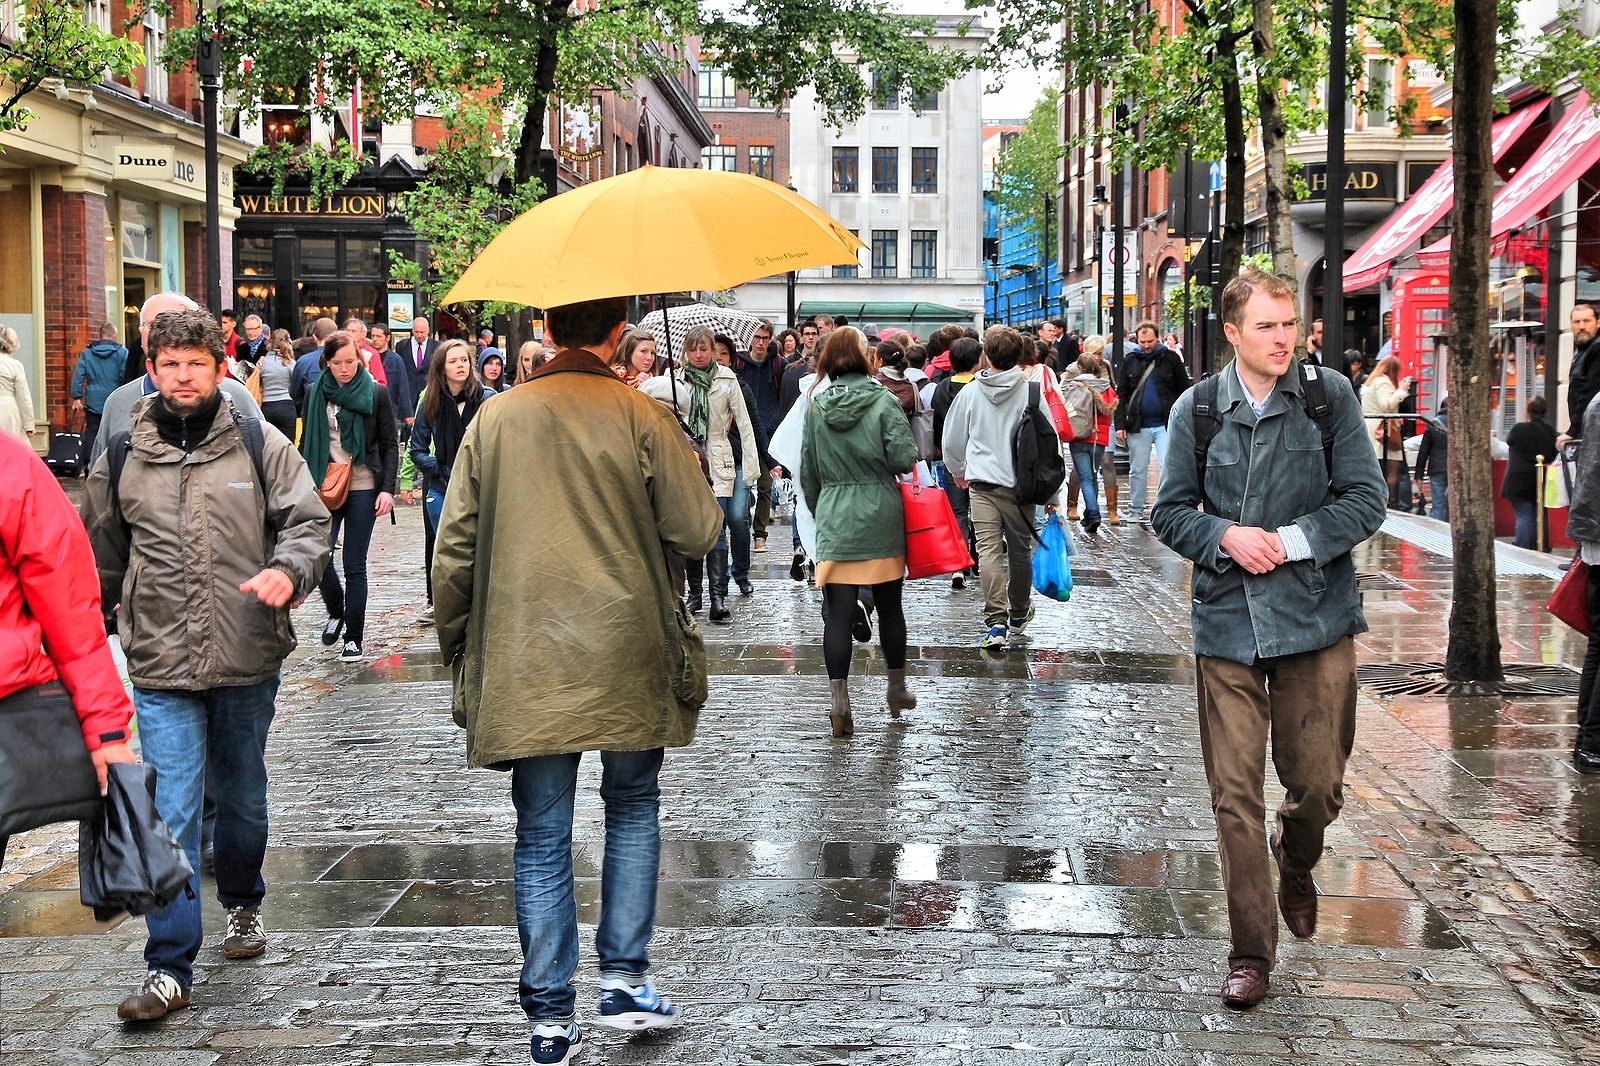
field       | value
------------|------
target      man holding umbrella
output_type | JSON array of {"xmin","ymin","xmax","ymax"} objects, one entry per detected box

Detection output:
[{"xmin": 432, "ymin": 296, "xmax": 722, "ymax": 1065}]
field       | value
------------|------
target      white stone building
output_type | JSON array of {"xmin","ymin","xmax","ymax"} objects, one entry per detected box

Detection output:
[{"xmin": 732, "ymin": 15, "xmax": 989, "ymax": 337}]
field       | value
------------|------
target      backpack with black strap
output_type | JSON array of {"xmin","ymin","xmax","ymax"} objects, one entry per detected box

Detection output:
[
  {"xmin": 1012, "ymin": 381, "xmax": 1068, "ymax": 507},
  {"xmin": 1191, "ymin": 359, "xmax": 1334, "ymax": 514}
]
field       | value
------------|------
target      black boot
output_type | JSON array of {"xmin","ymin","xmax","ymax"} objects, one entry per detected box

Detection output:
[
  {"xmin": 708, "ymin": 549, "xmax": 731, "ymax": 623},
  {"xmin": 685, "ymin": 557, "xmax": 704, "ymax": 614}
]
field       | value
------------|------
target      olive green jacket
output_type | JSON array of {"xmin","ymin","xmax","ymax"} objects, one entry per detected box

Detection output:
[
  {"xmin": 800, "ymin": 373, "xmax": 919, "ymax": 562},
  {"xmin": 432, "ymin": 350, "xmax": 724, "ymax": 767}
]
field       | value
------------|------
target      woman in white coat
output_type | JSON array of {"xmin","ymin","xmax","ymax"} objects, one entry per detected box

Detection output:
[
  {"xmin": 643, "ymin": 325, "xmax": 759, "ymax": 623},
  {"xmin": 0, "ymin": 327, "xmax": 36, "ymax": 441},
  {"xmin": 1361, "ymin": 354, "xmax": 1412, "ymax": 508}
]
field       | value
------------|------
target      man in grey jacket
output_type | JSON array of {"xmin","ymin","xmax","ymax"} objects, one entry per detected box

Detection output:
[
  {"xmin": 1151, "ymin": 269, "xmax": 1385, "ymax": 1011},
  {"xmin": 84, "ymin": 309, "xmax": 330, "ymax": 1024},
  {"xmin": 941, "ymin": 325, "xmax": 1053, "ymax": 652}
]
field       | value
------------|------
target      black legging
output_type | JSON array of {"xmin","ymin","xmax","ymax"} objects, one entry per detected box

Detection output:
[
  {"xmin": 1577, "ymin": 572, "xmax": 1600, "ymax": 752},
  {"xmin": 823, "ymin": 579, "xmax": 906, "ymax": 680}
]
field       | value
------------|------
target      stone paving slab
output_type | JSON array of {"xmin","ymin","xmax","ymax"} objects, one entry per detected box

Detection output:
[{"xmin": 3, "ymin": 505, "xmax": 1599, "ymax": 1062}]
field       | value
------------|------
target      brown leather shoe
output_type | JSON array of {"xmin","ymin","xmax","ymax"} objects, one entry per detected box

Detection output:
[
  {"xmin": 1221, "ymin": 965, "xmax": 1269, "ymax": 1010},
  {"xmin": 1273, "ymin": 836, "xmax": 1318, "ymax": 938}
]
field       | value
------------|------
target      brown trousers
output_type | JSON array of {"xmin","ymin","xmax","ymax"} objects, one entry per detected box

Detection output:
[{"xmin": 1195, "ymin": 636, "xmax": 1357, "ymax": 973}]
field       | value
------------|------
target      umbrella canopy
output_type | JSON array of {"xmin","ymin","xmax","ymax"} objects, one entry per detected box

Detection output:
[
  {"xmin": 636, "ymin": 304, "xmax": 769, "ymax": 361},
  {"xmin": 442, "ymin": 166, "xmax": 866, "ymax": 309}
]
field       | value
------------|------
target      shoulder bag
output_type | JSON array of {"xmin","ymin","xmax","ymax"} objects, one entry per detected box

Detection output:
[
  {"xmin": 319, "ymin": 460, "xmax": 352, "ymax": 510},
  {"xmin": 0, "ymin": 683, "xmax": 102, "ymax": 837}
]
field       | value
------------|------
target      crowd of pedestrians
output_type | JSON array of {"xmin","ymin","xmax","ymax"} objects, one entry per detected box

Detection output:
[{"xmin": 9, "ymin": 280, "xmax": 1600, "ymax": 1066}]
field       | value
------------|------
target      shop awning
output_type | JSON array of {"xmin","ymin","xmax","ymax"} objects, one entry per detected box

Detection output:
[
  {"xmin": 796, "ymin": 301, "xmax": 975, "ymax": 324},
  {"xmin": 1416, "ymin": 91, "xmax": 1600, "ymax": 270},
  {"xmin": 1341, "ymin": 101, "xmax": 1547, "ymax": 292}
]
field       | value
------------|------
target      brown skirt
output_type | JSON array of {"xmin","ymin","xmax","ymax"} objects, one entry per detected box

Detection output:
[{"xmin": 815, "ymin": 556, "xmax": 905, "ymax": 587}]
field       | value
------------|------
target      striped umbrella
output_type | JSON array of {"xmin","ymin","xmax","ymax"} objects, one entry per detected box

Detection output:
[{"xmin": 637, "ymin": 304, "xmax": 770, "ymax": 365}]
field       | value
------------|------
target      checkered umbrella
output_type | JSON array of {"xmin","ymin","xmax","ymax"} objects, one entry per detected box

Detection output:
[{"xmin": 637, "ymin": 304, "xmax": 769, "ymax": 365}]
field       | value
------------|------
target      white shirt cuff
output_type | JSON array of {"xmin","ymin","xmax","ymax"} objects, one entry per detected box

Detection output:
[{"xmin": 1277, "ymin": 524, "xmax": 1314, "ymax": 562}]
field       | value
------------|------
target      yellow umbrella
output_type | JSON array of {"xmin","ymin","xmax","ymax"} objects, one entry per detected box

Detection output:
[{"xmin": 441, "ymin": 165, "xmax": 868, "ymax": 309}]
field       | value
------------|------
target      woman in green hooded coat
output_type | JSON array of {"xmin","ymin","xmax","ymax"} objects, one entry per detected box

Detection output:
[{"xmin": 800, "ymin": 327, "xmax": 919, "ymax": 738}]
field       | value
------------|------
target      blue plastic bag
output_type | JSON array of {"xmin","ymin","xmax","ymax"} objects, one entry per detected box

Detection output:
[{"xmin": 1032, "ymin": 512, "xmax": 1073, "ymax": 602}]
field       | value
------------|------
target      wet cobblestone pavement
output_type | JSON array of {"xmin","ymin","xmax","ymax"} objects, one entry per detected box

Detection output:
[{"xmin": 5, "ymin": 500, "xmax": 1600, "ymax": 1064}]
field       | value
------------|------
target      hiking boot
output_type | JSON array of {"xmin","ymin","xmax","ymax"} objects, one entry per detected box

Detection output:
[
  {"xmin": 529, "ymin": 1021, "xmax": 583, "ymax": 1065},
  {"xmin": 597, "ymin": 978, "xmax": 679, "ymax": 1031},
  {"xmin": 117, "ymin": 971, "xmax": 190, "ymax": 1022},
  {"xmin": 222, "ymin": 907, "xmax": 267, "ymax": 959}
]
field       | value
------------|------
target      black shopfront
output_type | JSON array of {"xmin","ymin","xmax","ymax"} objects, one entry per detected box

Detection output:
[{"xmin": 232, "ymin": 158, "xmax": 425, "ymax": 337}]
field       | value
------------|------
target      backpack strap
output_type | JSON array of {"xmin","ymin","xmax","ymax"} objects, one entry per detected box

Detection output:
[
  {"xmin": 1298, "ymin": 360, "xmax": 1335, "ymax": 484},
  {"xmin": 106, "ymin": 430, "xmax": 134, "ymax": 535},
  {"xmin": 1191, "ymin": 374, "xmax": 1223, "ymax": 512}
]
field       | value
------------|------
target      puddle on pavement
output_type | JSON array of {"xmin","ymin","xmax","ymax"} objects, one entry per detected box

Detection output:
[
  {"xmin": 1170, "ymin": 891, "xmax": 1463, "ymax": 949},
  {"xmin": 892, "ymin": 882, "xmax": 1182, "ymax": 936}
]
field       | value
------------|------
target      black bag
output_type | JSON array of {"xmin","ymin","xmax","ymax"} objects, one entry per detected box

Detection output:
[
  {"xmin": 79, "ymin": 762, "xmax": 194, "ymax": 921},
  {"xmin": 1012, "ymin": 381, "xmax": 1067, "ymax": 506},
  {"xmin": 45, "ymin": 426, "xmax": 85, "ymax": 478},
  {"xmin": 0, "ymin": 683, "xmax": 102, "ymax": 837}
]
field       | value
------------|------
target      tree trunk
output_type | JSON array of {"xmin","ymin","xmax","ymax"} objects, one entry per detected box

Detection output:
[
  {"xmin": 1219, "ymin": 44, "xmax": 1246, "ymax": 286},
  {"xmin": 508, "ymin": 5, "xmax": 563, "ymax": 345},
  {"xmin": 1444, "ymin": 0, "xmax": 1503, "ymax": 683},
  {"xmin": 1249, "ymin": 0, "xmax": 1298, "ymax": 292}
]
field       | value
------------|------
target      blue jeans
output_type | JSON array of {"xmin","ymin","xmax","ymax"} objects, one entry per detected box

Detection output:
[
  {"xmin": 1070, "ymin": 442, "xmax": 1104, "ymax": 522},
  {"xmin": 722, "ymin": 471, "xmax": 751, "ymax": 580},
  {"xmin": 1125, "ymin": 425, "xmax": 1168, "ymax": 517},
  {"xmin": 133, "ymin": 677, "xmax": 279, "ymax": 987},
  {"xmin": 512, "ymin": 748, "xmax": 664, "ymax": 1023},
  {"xmin": 1428, "ymin": 475, "xmax": 1448, "ymax": 521},
  {"xmin": 320, "ymin": 489, "xmax": 377, "ymax": 642},
  {"xmin": 425, "ymin": 487, "xmax": 445, "ymax": 603},
  {"xmin": 1512, "ymin": 498, "xmax": 1537, "ymax": 549}
]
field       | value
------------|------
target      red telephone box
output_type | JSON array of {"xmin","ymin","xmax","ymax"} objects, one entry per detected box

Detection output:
[{"xmin": 1391, "ymin": 271, "xmax": 1450, "ymax": 417}]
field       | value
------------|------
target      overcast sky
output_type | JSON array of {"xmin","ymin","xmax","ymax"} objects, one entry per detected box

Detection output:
[{"xmin": 893, "ymin": 3, "xmax": 1054, "ymax": 123}]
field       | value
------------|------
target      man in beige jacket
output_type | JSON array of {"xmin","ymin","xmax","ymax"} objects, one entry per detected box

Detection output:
[{"xmin": 433, "ymin": 296, "xmax": 722, "ymax": 1066}]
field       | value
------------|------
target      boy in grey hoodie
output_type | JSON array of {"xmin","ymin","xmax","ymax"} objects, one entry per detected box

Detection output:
[{"xmin": 940, "ymin": 325, "xmax": 1053, "ymax": 651}]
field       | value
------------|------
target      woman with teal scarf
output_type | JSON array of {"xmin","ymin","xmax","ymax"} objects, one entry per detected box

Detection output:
[{"xmin": 300, "ymin": 332, "xmax": 399, "ymax": 662}]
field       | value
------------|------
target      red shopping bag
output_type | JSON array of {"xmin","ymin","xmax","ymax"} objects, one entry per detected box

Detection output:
[
  {"xmin": 1546, "ymin": 559, "xmax": 1590, "ymax": 635},
  {"xmin": 901, "ymin": 469, "xmax": 974, "ymax": 580}
]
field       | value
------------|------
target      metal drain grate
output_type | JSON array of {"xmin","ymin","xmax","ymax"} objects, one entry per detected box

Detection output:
[
  {"xmin": 1356, "ymin": 571, "xmax": 1409, "ymax": 592},
  {"xmin": 1358, "ymin": 662, "xmax": 1580, "ymax": 698},
  {"xmin": 1071, "ymin": 568, "xmax": 1117, "ymax": 588}
]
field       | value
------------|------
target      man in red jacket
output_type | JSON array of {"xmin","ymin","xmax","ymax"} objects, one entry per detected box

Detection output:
[{"xmin": 0, "ymin": 432, "xmax": 137, "ymax": 863}]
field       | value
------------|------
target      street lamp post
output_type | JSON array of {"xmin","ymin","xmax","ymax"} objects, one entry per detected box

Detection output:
[
  {"xmin": 1324, "ymin": 0, "xmax": 1348, "ymax": 360},
  {"xmin": 197, "ymin": 2, "xmax": 223, "ymax": 315},
  {"xmin": 1041, "ymin": 191, "xmax": 1054, "ymax": 322},
  {"xmin": 1092, "ymin": 185, "xmax": 1108, "ymax": 335},
  {"xmin": 786, "ymin": 180, "xmax": 799, "ymax": 327},
  {"xmin": 1110, "ymin": 103, "xmax": 1129, "ymax": 358}
]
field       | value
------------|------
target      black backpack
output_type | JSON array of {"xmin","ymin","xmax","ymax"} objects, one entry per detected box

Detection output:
[
  {"xmin": 1192, "ymin": 360, "xmax": 1334, "ymax": 513},
  {"xmin": 1012, "ymin": 381, "xmax": 1067, "ymax": 506}
]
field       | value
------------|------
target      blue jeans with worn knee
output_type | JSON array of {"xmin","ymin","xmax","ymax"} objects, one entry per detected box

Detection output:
[
  {"xmin": 723, "ymin": 471, "xmax": 752, "ymax": 580},
  {"xmin": 1069, "ymin": 442, "xmax": 1104, "ymax": 521},
  {"xmin": 134, "ymin": 677, "xmax": 279, "ymax": 987},
  {"xmin": 512, "ymin": 748, "xmax": 664, "ymax": 1023}
]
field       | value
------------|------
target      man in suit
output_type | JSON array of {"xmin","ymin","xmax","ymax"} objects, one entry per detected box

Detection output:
[{"xmin": 395, "ymin": 316, "xmax": 438, "ymax": 429}]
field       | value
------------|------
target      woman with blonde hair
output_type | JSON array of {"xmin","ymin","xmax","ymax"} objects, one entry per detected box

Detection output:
[
  {"xmin": 256, "ymin": 328, "xmax": 299, "ymax": 440},
  {"xmin": 513, "ymin": 340, "xmax": 544, "ymax": 385},
  {"xmin": 1361, "ymin": 353, "xmax": 1413, "ymax": 508},
  {"xmin": 0, "ymin": 326, "xmax": 34, "ymax": 440}
]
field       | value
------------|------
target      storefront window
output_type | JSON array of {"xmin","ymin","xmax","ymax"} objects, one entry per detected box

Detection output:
[
  {"xmin": 345, "ymin": 237, "xmax": 382, "ymax": 276},
  {"xmin": 342, "ymin": 284, "xmax": 381, "ymax": 326},
  {"xmin": 238, "ymin": 236, "xmax": 273, "ymax": 276},
  {"xmin": 121, "ymin": 199, "xmax": 158, "ymax": 264},
  {"xmin": 302, "ymin": 237, "xmax": 338, "ymax": 276},
  {"xmin": 300, "ymin": 281, "xmax": 341, "ymax": 334}
]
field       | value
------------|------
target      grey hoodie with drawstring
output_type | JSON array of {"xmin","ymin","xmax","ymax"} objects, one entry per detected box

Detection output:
[{"xmin": 939, "ymin": 368, "xmax": 1035, "ymax": 489}]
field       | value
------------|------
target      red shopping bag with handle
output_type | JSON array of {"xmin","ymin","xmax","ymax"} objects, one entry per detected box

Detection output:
[
  {"xmin": 1546, "ymin": 559, "xmax": 1590, "ymax": 635},
  {"xmin": 901, "ymin": 468, "xmax": 974, "ymax": 580}
]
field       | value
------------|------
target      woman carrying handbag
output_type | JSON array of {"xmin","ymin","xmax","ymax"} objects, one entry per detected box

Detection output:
[
  {"xmin": 0, "ymin": 432, "xmax": 136, "ymax": 865},
  {"xmin": 799, "ymin": 328, "xmax": 920, "ymax": 738},
  {"xmin": 299, "ymin": 332, "xmax": 399, "ymax": 662}
]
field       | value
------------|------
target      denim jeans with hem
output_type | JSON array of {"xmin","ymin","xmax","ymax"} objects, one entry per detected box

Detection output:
[
  {"xmin": 1512, "ymin": 499, "xmax": 1538, "ymax": 549},
  {"xmin": 722, "ymin": 471, "xmax": 752, "ymax": 580},
  {"xmin": 513, "ymin": 748, "xmax": 664, "ymax": 1023},
  {"xmin": 1069, "ymin": 442, "xmax": 1104, "ymax": 521},
  {"xmin": 319, "ymin": 488, "xmax": 378, "ymax": 643},
  {"xmin": 134, "ymin": 677, "xmax": 279, "ymax": 987},
  {"xmin": 1125, "ymin": 426, "xmax": 1168, "ymax": 516},
  {"xmin": 1428, "ymin": 475, "xmax": 1449, "ymax": 521}
]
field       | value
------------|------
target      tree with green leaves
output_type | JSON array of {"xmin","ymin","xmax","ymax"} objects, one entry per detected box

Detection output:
[
  {"xmin": 0, "ymin": 0, "xmax": 142, "ymax": 134},
  {"xmin": 993, "ymin": 89, "xmax": 1063, "ymax": 271}
]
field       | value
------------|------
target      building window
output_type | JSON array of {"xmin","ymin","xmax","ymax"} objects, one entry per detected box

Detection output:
[
  {"xmin": 142, "ymin": 7, "xmax": 168, "ymax": 103},
  {"xmin": 834, "ymin": 229, "xmax": 860, "ymax": 278},
  {"xmin": 910, "ymin": 230, "xmax": 937, "ymax": 278},
  {"xmin": 914, "ymin": 89, "xmax": 939, "ymax": 112},
  {"xmin": 871, "ymin": 229, "xmax": 898, "ymax": 278},
  {"xmin": 698, "ymin": 67, "xmax": 736, "ymax": 108},
  {"xmin": 701, "ymin": 145, "xmax": 737, "ymax": 172},
  {"xmin": 85, "ymin": 0, "xmax": 112, "ymax": 32},
  {"xmin": 871, "ymin": 147, "xmax": 898, "ymax": 194},
  {"xmin": 749, "ymin": 145, "xmax": 773, "ymax": 179},
  {"xmin": 832, "ymin": 147, "xmax": 858, "ymax": 193},
  {"xmin": 911, "ymin": 147, "xmax": 938, "ymax": 193},
  {"xmin": 872, "ymin": 70, "xmax": 898, "ymax": 110},
  {"xmin": 0, "ymin": 0, "xmax": 20, "ymax": 39},
  {"xmin": 613, "ymin": 134, "xmax": 623, "ymax": 176},
  {"xmin": 1365, "ymin": 58, "xmax": 1395, "ymax": 129}
]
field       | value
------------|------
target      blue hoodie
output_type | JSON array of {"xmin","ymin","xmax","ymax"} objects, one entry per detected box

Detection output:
[
  {"xmin": 71, "ymin": 338, "xmax": 128, "ymax": 413},
  {"xmin": 478, "ymin": 347, "xmax": 508, "ymax": 392}
]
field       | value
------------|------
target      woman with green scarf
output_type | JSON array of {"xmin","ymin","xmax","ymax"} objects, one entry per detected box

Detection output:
[
  {"xmin": 642, "ymin": 324, "xmax": 759, "ymax": 623},
  {"xmin": 300, "ymin": 331, "xmax": 399, "ymax": 662}
]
